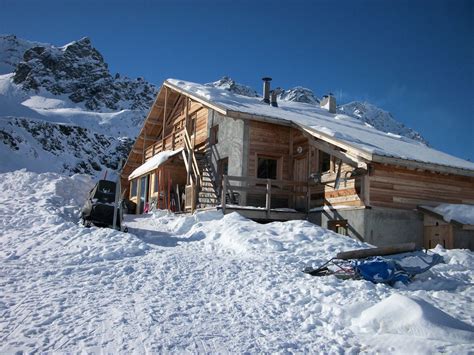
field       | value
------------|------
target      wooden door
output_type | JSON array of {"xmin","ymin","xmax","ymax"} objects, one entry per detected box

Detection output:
[
  {"xmin": 293, "ymin": 156, "xmax": 308, "ymax": 210},
  {"xmin": 424, "ymin": 225, "xmax": 453, "ymax": 249}
]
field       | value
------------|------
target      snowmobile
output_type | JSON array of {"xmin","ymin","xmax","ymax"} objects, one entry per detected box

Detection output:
[{"xmin": 81, "ymin": 179, "xmax": 127, "ymax": 232}]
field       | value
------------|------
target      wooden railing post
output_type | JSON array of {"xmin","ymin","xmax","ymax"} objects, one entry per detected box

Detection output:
[
  {"xmin": 306, "ymin": 182, "xmax": 311, "ymax": 213},
  {"xmin": 221, "ymin": 175, "xmax": 227, "ymax": 214},
  {"xmin": 266, "ymin": 178, "xmax": 272, "ymax": 218}
]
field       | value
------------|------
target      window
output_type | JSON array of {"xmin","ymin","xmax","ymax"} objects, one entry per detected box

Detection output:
[
  {"xmin": 210, "ymin": 125, "xmax": 219, "ymax": 145},
  {"xmin": 154, "ymin": 171, "xmax": 159, "ymax": 192},
  {"xmin": 257, "ymin": 157, "xmax": 278, "ymax": 179},
  {"xmin": 328, "ymin": 220, "xmax": 348, "ymax": 236},
  {"xmin": 319, "ymin": 150, "xmax": 331, "ymax": 173},
  {"xmin": 130, "ymin": 179, "xmax": 138, "ymax": 197}
]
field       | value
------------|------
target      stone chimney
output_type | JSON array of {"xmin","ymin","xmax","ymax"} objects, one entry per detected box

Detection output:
[
  {"xmin": 262, "ymin": 77, "xmax": 272, "ymax": 104},
  {"xmin": 270, "ymin": 90, "xmax": 278, "ymax": 107},
  {"xmin": 320, "ymin": 93, "xmax": 336, "ymax": 113}
]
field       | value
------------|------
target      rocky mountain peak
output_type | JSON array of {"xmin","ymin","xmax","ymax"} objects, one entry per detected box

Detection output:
[
  {"xmin": 0, "ymin": 34, "xmax": 45, "ymax": 74},
  {"xmin": 338, "ymin": 101, "xmax": 428, "ymax": 144},
  {"xmin": 276, "ymin": 86, "xmax": 320, "ymax": 104},
  {"xmin": 9, "ymin": 37, "xmax": 157, "ymax": 112},
  {"xmin": 206, "ymin": 76, "xmax": 259, "ymax": 97}
]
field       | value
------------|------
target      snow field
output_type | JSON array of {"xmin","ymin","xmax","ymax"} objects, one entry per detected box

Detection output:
[{"xmin": 0, "ymin": 170, "xmax": 473, "ymax": 353}]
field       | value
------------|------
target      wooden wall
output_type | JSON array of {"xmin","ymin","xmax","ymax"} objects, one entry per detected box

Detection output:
[
  {"xmin": 248, "ymin": 121, "xmax": 291, "ymax": 180},
  {"xmin": 369, "ymin": 163, "xmax": 474, "ymax": 210},
  {"xmin": 142, "ymin": 101, "xmax": 208, "ymax": 163},
  {"xmin": 193, "ymin": 106, "xmax": 209, "ymax": 148},
  {"xmin": 246, "ymin": 120, "xmax": 364, "ymax": 209}
]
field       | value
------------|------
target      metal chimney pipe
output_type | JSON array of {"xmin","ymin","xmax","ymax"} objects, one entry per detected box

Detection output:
[
  {"xmin": 262, "ymin": 77, "xmax": 272, "ymax": 104},
  {"xmin": 270, "ymin": 90, "xmax": 278, "ymax": 107}
]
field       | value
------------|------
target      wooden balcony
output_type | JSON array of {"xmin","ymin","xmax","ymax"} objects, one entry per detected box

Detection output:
[{"xmin": 220, "ymin": 175, "xmax": 319, "ymax": 221}]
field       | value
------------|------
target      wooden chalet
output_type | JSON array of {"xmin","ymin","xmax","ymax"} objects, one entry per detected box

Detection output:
[{"xmin": 121, "ymin": 77, "xmax": 474, "ymax": 248}]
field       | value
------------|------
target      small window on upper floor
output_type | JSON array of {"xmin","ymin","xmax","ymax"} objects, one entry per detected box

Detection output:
[
  {"xmin": 210, "ymin": 125, "xmax": 219, "ymax": 145},
  {"xmin": 319, "ymin": 150, "xmax": 332, "ymax": 173}
]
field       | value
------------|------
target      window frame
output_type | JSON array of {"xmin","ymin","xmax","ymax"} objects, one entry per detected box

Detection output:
[
  {"xmin": 256, "ymin": 155, "xmax": 281, "ymax": 180},
  {"xmin": 318, "ymin": 150, "xmax": 332, "ymax": 173},
  {"xmin": 130, "ymin": 179, "xmax": 138, "ymax": 198}
]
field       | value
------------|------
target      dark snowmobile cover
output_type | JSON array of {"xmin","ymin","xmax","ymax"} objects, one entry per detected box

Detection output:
[{"xmin": 81, "ymin": 180, "xmax": 121, "ymax": 228}]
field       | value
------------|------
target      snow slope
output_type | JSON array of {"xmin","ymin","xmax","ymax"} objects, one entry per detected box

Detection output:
[{"xmin": 1, "ymin": 170, "xmax": 473, "ymax": 353}]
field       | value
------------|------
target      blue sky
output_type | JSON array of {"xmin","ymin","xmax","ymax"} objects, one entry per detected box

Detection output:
[{"xmin": 1, "ymin": 0, "xmax": 473, "ymax": 160}]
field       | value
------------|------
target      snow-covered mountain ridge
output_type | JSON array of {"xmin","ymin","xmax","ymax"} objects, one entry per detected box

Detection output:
[
  {"xmin": 0, "ymin": 34, "xmax": 158, "ymax": 177},
  {"xmin": 8, "ymin": 36, "xmax": 158, "ymax": 111},
  {"xmin": 206, "ymin": 76, "xmax": 427, "ymax": 144},
  {"xmin": 338, "ymin": 101, "xmax": 428, "ymax": 145}
]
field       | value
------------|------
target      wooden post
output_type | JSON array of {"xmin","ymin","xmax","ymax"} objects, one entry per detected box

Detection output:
[
  {"xmin": 221, "ymin": 175, "xmax": 227, "ymax": 214},
  {"xmin": 306, "ymin": 148, "xmax": 312, "ymax": 213},
  {"xmin": 167, "ymin": 170, "xmax": 171, "ymax": 211},
  {"xmin": 361, "ymin": 174, "xmax": 370, "ymax": 207},
  {"xmin": 289, "ymin": 127, "xmax": 294, "ymax": 208},
  {"xmin": 185, "ymin": 98, "xmax": 190, "ymax": 135},
  {"xmin": 142, "ymin": 133, "xmax": 146, "ymax": 163},
  {"xmin": 266, "ymin": 178, "xmax": 272, "ymax": 218},
  {"xmin": 185, "ymin": 99, "xmax": 192, "ymax": 185},
  {"xmin": 162, "ymin": 87, "xmax": 168, "ymax": 145}
]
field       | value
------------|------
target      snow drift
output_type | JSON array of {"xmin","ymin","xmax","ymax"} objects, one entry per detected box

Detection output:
[{"xmin": 1, "ymin": 170, "xmax": 472, "ymax": 353}]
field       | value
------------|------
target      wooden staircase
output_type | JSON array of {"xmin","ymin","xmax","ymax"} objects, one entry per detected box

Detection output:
[{"xmin": 196, "ymin": 150, "xmax": 220, "ymax": 208}]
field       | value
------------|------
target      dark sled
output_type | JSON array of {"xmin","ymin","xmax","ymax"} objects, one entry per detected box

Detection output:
[{"xmin": 81, "ymin": 180, "xmax": 125, "ymax": 230}]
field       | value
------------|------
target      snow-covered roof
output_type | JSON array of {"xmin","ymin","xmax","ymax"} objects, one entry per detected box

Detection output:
[
  {"xmin": 165, "ymin": 79, "xmax": 474, "ymax": 174},
  {"xmin": 129, "ymin": 149, "xmax": 183, "ymax": 180},
  {"xmin": 420, "ymin": 204, "xmax": 474, "ymax": 226}
]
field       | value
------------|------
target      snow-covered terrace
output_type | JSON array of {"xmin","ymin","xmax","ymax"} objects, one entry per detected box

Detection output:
[{"xmin": 165, "ymin": 79, "xmax": 474, "ymax": 176}]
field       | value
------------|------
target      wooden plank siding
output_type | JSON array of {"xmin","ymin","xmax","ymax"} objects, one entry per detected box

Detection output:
[
  {"xmin": 369, "ymin": 163, "xmax": 474, "ymax": 210},
  {"xmin": 140, "ymin": 103, "xmax": 208, "ymax": 163},
  {"xmin": 248, "ymin": 121, "xmax": 292, "ymax": 180},
  {"xmin": 246, "ymin": 120, "xmax": 364, "ymax": 209}
]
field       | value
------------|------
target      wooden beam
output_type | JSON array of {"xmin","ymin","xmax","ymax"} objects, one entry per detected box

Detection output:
[
  {"xmin": 142, "ymin": 133, "xmax": 147, "ymax": 163},
  {"xmin": 131, "ymin": 148, "xmax": 144, "ymax": 155},
  {"xmin": 165, "ymin": 95, "xmax": 184, "ymax": 126},
  {"xmin": 361, "ymin": 174, "xmax": 370, "ymax": 207},
  {"xmin": 162, "ymin": 86, "xmax": 168, "ymax": 142},
  {"xmin": 185, "ymin": 98, "xmax": 192, "ymax": 185},
  {"xmin": 306, "ymin": 135, "xmax": 367, "ymax": 169},
  {"xmin": 145, "ymin": 118, "xmax": 163, "ymax": 126},
  {"xmin": 135, "ymin": 135, "xmax": 156, "ymax": 142},
  {"xmin": 298, "ymin": 125, "xmax": 373, "ymax": 161}
]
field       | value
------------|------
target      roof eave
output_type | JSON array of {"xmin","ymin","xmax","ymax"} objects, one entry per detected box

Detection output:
[
  {"xmin": 164, "ymin": 80, "xmax": 227, "ymax": 115},
  {"xmin": 372, "ymin": 154, "xmax": 474, "ymax": 178}
]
